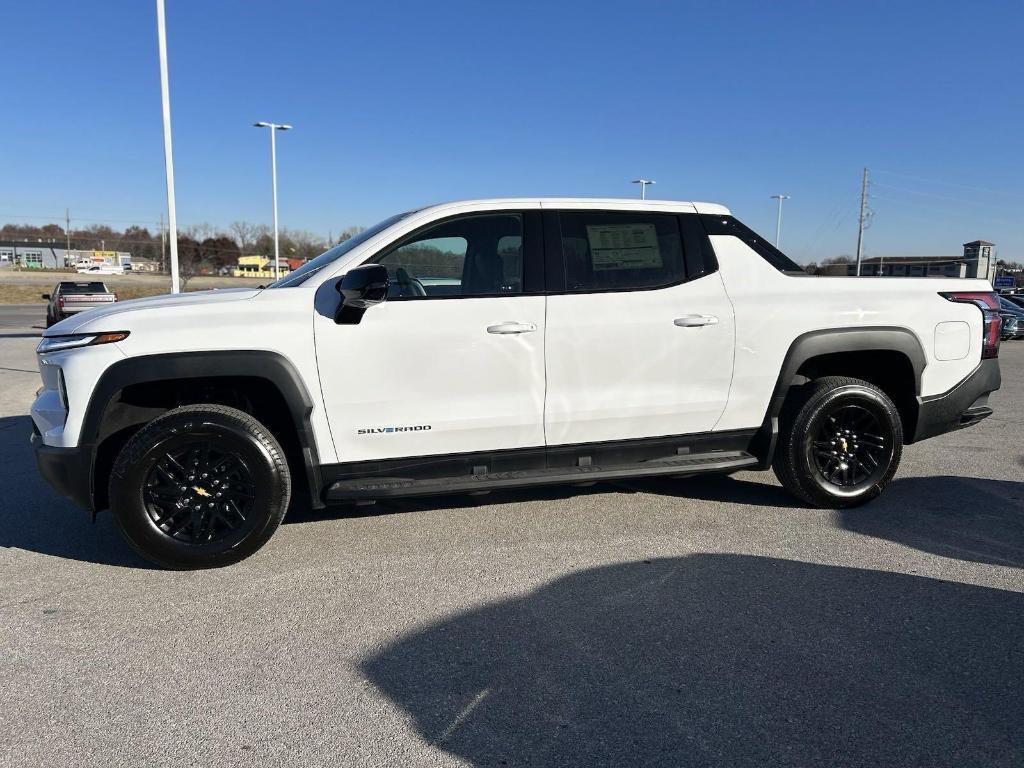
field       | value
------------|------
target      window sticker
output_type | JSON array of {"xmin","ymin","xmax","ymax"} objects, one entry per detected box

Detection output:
[{"xmin": 585, "ymin": 223, "xmax": 663, "ymax": 270}]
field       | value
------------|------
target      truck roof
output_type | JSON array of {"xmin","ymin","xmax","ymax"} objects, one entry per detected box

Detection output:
[{"xmin": 413, "ymin": 198, "xmax": 732, "ymax": 217}]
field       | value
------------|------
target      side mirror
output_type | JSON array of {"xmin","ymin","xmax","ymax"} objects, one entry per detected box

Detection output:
[
  {"xmin": 41, "ymin": 293, "xmax": 50, "ymax": 300},
  {"xmin": 334, "ymin": 263, "xmax": 389, "ymax": 324}
]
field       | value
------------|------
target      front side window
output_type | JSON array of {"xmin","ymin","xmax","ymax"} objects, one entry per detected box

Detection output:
[
  {"xmin": 374, "ymin": 213, "xmax": 523, "ymax": 298},
  {"xmin": 557, "ymin": 212, "xmax": 685, "ymax": 292},
  {"xmin": 267, "ymin": 211, "xmax": 414, "ymax": 288}
]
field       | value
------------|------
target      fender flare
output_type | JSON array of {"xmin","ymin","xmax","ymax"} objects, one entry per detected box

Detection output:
[
  {"xmin": 753, "ymin": 327, "xmax": 927, "ymax": 467},
  {"xmin": 83, "ymin": 350, "xmax": 323, "ymax": 509}
]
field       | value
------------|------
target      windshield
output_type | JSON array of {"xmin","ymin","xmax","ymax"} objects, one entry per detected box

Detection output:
[{"xmin": 266, "ymin": 212, "xmax": 414, "ymax": 288}]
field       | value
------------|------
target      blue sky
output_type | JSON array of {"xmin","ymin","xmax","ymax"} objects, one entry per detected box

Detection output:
[{"xmin": 1, "ymin": 0, "xmax": 1021, "ymax": 263}]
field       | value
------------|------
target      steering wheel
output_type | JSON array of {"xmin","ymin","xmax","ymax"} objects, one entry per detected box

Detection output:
[{"xmin": 395, "ymin": 267, "xmax": 427, "ymax": 297}]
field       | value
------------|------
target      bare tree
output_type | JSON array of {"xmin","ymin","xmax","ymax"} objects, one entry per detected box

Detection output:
[
  {"xmin": 184, "ymin": 222, "xmax": 215, "ymax": 242},
  {"xmin": 230, "ymin": 221, "xmax": 259, "ymax": 254},
  {"xmin": 337, "ymin": 225, "xmax": 365, "ymax": 243}
]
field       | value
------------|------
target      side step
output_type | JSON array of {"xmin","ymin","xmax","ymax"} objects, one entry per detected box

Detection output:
[{"xmin": 324, "ymin": 450, "xmax": 757, "ymax": 501}]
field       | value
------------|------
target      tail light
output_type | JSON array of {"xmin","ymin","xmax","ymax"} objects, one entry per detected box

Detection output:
[
  {"xmin": 58, "ymin": 295, "xmax": 65, "ymax": 309},
  {"xmin": 113, "ymin": 292, "xmax": 118, "ymax": 302},
  {"xmin": 940, "ymin": 291, "xmax": 1001, "ymax": 359}
]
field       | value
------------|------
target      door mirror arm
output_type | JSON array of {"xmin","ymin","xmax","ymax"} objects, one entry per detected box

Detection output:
[{"xmin": 334, "ymin": 264, "xmax": 389, "ymax": 324}]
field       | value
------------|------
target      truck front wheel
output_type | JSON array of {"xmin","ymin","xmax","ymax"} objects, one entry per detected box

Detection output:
[
  {"xmin": 773, "ymin": 376, "xmax": 903, "ymax": 508},
  {"xmin": 108, "ymin": 404, "xmax": 291, "ymax": 569}
]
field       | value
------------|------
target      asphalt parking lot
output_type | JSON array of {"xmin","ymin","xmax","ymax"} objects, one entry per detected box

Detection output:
[{"xmin": 1, "ymin": 303, "xmax": 1022, "ymax": 767}]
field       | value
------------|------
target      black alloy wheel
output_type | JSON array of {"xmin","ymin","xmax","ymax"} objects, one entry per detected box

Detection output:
[
  {"xmin": 807, "ymin": 402, "xmax": 895, "ymax": 495},
  {"xmin": 109, "ymin": 404, "xmax": 291, "ymax": 569},
  {"xmin": 773, "ymin": 376, "xmax": 903, "ymax": 508},
  {"xmin": 142, "ymin": 442, "xmax": 258, "ymax": 545}
]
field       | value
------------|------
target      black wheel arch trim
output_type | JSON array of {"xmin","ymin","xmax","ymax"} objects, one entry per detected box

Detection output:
[
  {"xmin": 755, "ymin": 327, "xmax": 927, "ymax": 467},
  {"xmin": 80, "ymin": 350, "xmax": 323, "ymax": 511}
]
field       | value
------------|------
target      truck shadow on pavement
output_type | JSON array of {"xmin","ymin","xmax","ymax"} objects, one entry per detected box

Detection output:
[
  {"xmin": 0, "ymin": 415, "xmax": 150, "ymax": 568},
  {"xmin": 360, "ymin": 553, "xmax": 1024, "ymax": 767},
  {"xmin": 661, "ymin": 473, "xmax": 1024, "ymax": 569},
  {"xmin": 4, "ymin": 407, "xmax": 1021, "ymax": 571},
  {"xmin": 299, "ymin": 472, "xmax": 1024, "ymax": 570}
]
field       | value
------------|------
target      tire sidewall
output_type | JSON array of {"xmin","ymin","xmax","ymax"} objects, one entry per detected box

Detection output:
[
  {"xmin": 781, "ymin": 381, "xmax": 904, "ymax": 508},
  {"xmin": 110, "ymin": 410, "xmax": 288, "ymax": 569}
]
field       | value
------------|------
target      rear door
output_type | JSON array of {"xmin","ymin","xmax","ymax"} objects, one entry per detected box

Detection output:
[{"xmin": 543, "ymin": 209, "xmax": 735, "ymax": 445}]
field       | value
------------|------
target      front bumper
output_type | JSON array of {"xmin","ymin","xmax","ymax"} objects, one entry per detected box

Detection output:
[
  {"xmin": 911, "ymin": 358, "xmax": 1001, "ymax": 443},
  {"xmin": 31, "ymin": 432, "xmax": 94, "ymax": 511}
]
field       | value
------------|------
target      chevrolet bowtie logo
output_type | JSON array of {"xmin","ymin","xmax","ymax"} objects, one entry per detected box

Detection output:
[{"xmin": 192, "ymin": 486, "xmax": 212, "ymax": 498}]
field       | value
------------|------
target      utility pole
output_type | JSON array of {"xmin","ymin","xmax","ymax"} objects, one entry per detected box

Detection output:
[
  {"xmin": 854, "ymin": 167, "xmax": 869, "ymax": 276},
  {"xmin": 65, "ymin": 209, "xmax": 71, "ymax": 265},
  {"xmin": 156, "ymin": 0, "xmax": 181, "ymax": 293},
  {"xmin": 770, "ymin": 195, "xmax": 790, "ymax": 248}
]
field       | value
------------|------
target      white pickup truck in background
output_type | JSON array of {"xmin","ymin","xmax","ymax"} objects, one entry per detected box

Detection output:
[
  {"xmin": 42, "ymin": 280, "xmax": 117, "ymax": 328},
  {"xmin": 29, "ymin": 198, "xmax": 1002, "ymax": 568}
]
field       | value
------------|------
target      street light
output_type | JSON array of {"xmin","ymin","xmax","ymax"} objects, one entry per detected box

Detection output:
[
  {"xmin": 155, "ymin": 0, "xmax": 180, "ymax": 293},
  {"xmin": 770, "ymin": 194, "xmax": 790, "ymax": 248},
  {"xmin": 253, "ymin": 121, "xmax": 292, "ymax": 280},
  {"xmin": 632, "ymin": 178, "xmax": 656, "ymax": 200}
]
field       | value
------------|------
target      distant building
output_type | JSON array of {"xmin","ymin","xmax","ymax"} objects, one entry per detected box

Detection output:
[
  {"xmin": 0, "ymin": 240, "xmax": 69, "ymax": 269},
  {"xmin": 233, "ymin": 255, "xmax": 291, "ymax": 279},
  {"xmin": 962, "ymin": 240, "xmax": 997, "ymax": 281},
  {"xmin": 828, "ymin": 240, "xmax": 999, "ymax": 279}
]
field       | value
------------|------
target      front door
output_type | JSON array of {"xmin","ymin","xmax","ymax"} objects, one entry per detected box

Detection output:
[
  {"xmin": 315, "ymin": 211, "xmax": 546, "ymax": 463},
  {"xmin": 543, "ymin": 209, "xmax": 735, "ymax": 445}
]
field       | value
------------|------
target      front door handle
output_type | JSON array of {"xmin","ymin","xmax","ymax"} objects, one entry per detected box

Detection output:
[
  {"xmin": 487, "ymin": 321, "xmax": 537, "ymax": 335},
  {"xmin": 674, "ymin": 315, "xmax": 719, "ymax": 328}
]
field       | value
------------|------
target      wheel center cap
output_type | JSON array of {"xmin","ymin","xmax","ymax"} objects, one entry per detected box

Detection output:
[
  {"xmin": 192, "ymin": 486, "xmax": 212, "ymax": 498},
  {"xmin": 838, "ymin": 438, "xmax": 848, "ymax": 453}
]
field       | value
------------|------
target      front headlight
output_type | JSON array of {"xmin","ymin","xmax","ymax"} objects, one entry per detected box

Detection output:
[{"xmin": 36, "ymin": 331, "xmax": 130, "ymax": 354}]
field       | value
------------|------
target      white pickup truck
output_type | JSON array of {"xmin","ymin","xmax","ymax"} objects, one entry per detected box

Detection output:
[{"xmin": 30, "ymin": 199, "xmax": 1002, "ymax": 568}]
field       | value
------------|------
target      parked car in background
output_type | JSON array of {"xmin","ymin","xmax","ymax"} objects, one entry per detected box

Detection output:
[
  {"xmin": 43, "ymin": 281, "xmax": 117, "ymax": 327},
  {"xmin": 1002, "ymin": 294, "xmax": 1024, "ymax": 311},
  {"xmin": 1001, "ymin": 314, "xmax": 1023, "ymax": 340},
  {"xmin": 997, "ymin": 297, "xmax": 1024, "ymax": 334},
  {"xmin": 77, "ymin": 264, "xmax": 125, "ymax": 275}
]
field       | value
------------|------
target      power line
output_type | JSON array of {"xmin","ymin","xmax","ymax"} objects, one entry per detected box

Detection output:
[
  {"xmin": 874, "ymin": 169, "xmax": 1024, "ymax": 200},
  {"xmin": 872, "ymin": 181, "xmax": 1017, "ymax": 209}
]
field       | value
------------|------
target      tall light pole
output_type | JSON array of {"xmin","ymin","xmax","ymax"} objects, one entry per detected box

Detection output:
[
  {"xmin": 632, "ymin": 178, "xmax": 655, "ymax": 200},
  {"xmin": 155, "ymin": 0, "xmax": 180, "ymax": 293},
  {"xmin": 770, "ymin": 194, "xmax": 790, "ymax": 248},
  {"xmin": 253, "ymin": 121, "xmax": 292, "ymax": 280}
]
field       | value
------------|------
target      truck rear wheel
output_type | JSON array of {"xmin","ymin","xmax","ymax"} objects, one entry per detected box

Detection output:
[
  {"xmin": 773, "ymin": 376, "xmax": 903, "ymax": 508},
  {"xmin": 108, "ymin": 404, "xmax": 291, "ymax": 569}
]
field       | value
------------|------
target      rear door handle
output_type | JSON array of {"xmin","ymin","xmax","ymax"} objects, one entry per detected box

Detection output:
[
  {"xmin": 487, "ymin": 321, "xmax": 537, "ymax": 335},
  {"xmin": 674, "ymin": 315, "xmax": 719, "ymax": 328}
]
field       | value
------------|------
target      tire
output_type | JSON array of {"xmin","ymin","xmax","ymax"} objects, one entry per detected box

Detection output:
[
  {"xmin": 772, "ymin": 376, "xmax": 903, "ymax": 508},
  {"xmin": 45, "ymin": 312, "xmax": 54, "ymax": 328},
  {"xmin": 108, "ymin": 404, "xmax": 291, "ymax": 569}
]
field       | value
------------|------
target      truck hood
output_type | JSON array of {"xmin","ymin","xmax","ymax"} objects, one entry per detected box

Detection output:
[{"xmin": 45, "ymin": 287, "xmax": 262, "ymax": 335}]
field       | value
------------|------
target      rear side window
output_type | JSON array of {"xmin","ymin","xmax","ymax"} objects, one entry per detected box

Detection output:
[
  {"xmin": 699, "ymin": 215, "xmax": 804, "ymax": 274},
  {"xmin": 557, "ymin": 212, "xmax": 685, "ymax": 292}
]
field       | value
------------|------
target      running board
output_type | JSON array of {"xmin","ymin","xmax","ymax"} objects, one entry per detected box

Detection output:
[{"xmin": 324, "ymin": 450, "xmax": 757, "ymax": 501}]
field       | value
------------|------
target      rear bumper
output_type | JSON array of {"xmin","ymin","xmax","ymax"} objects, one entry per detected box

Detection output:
[
  {"xmin": 911, "ymin": 359, "xmax": 1001, "ymax": 443},
  {"xmin": 31, "ymin": 432, "xmax": 94, "ymax": 511}
]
